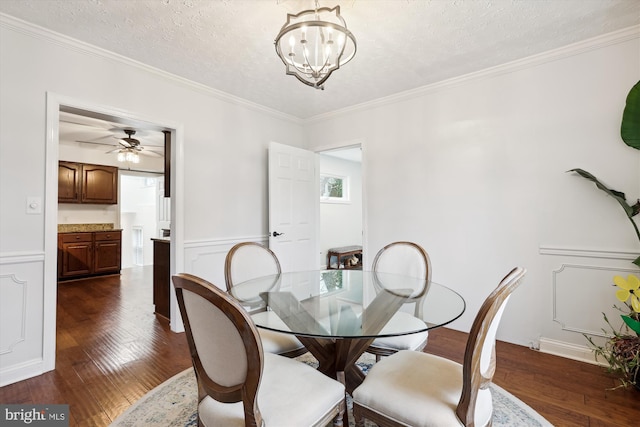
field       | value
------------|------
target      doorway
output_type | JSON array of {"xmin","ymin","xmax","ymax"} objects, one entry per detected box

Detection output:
[
  {"xmin": 120, "ymin": 172, "xmax": 164, "ymax": 269},
  {"xmin": 318, "ymin": 145, "xmax": 363, "ymax": 268},
  {"xmin": 44, "ymin": 93, "xmax": 184, "ymax": 372}
]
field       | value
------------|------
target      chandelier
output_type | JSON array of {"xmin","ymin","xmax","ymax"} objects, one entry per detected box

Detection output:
[
  {"xmin": 117, "ymin": 148, "xmax": 140, "ymax": 164},
  {"xmin": 275, "ymin": 1, "xmax": 357, "ymax": 89}
]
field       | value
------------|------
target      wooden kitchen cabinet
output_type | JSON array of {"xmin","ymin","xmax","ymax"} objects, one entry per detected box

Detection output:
[
  {"xmin": 58, "ymin": 161, "xmax": 118, "ymax": 204},
  {"xmin": 82, "ymin": 164, "xmax": 118, "ymax": 204},
  {"xmin": 93, "ymin": 231, "xmax": 122, "ymax": 273},
  {"xmin": 58, "ymin": 162, "xmax": 82, "ymax": 203},
  {"xmin": 152, "ymin": 238, "xmax": 170, "ymax": 320},
  {"xmin": 58, "ymin": 230, "xmax": 121, "ymax": 280},
  {"xmin": 58, "ymin": 233, "xmax": 93, "ymax": 278}
]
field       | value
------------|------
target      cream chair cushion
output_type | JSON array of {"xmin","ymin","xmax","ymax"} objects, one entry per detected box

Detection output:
[
  {"xmin": 199, "ymin": 352, "xmax": 345, "ymax": 427},
  {"xmin": 369, "ymin": 312, "xmax": 428, "ymax": 351},
  {"xmin": 250, "ymin": 311, "xmax": 304, "ymax": 355},
  {"xmin": 353, "ymin": 350, "xmax": 492, "ymax": 427}
]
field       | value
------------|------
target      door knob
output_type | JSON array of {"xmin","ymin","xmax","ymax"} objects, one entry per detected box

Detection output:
[{"xmin": 272, "ymin": 231, "xmax": 284, "ymax": 237}]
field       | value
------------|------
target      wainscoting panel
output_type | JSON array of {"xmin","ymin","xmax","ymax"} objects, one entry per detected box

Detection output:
[
  {"xmin": 552, "ymin": 263, "xmax": 637, "ymax": 337},
  {"xmin": 183, "ymin": 236, "xmax": 268, "ymax": 291},
  {"xmin": 0, "ymin": 252, "xmax": 45, "ymax": 386},
  {"xmin": 539, "ymin": 245, "xmax": 640, "ymax": 363}
]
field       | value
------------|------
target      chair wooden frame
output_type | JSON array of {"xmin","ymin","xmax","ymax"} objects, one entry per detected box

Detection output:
[
  {"xmin": 367, "ymin": 241, "xmax": 432, "ymax": 359},
  {"xmin": 174, "ymin": 273, "xmax": 345, "ymax": 427},
  {"xmin": 173, "ymin": 273, "xmax": 266, "ymax": 425},
  {"xmin": 353, "ymin": 267, "xmax": 527, "ymax": 427},
  {"xmin": 224, "ymin": 242, "xmax": 282, "ymax": 294},
  {"xmin": 224, "ymin": 242, "xmax": 308, "ymax": 358}
]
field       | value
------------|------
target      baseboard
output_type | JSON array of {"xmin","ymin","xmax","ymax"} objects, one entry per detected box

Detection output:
[
  {"xmin": 538, "ymin": 337, "xmax": 605, "ymax": 366},
  {"xmin": 0, "ymin": 358, "xmax": 46, "ymax": 387}
]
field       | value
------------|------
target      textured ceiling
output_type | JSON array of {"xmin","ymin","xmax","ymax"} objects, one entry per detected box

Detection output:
[{"xmin": 1, "ymin": 0, "xmax": 638, "ymax": 119}]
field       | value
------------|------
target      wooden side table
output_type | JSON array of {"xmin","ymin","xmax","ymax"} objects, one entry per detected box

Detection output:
[{"xmin": 326, "ymin": 245, "xmax": 363, "ymax": 270}]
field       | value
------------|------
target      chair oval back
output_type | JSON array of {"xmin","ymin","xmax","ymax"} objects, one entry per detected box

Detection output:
[
  {"xmin": 372, "ymin": 241, "xmax": 432, "ymax": 316},
  {"xmin": 372, "ymin": 241, "xmax": 430, "ymax": 280},
  {"xmin": 173, "ymin": 273, "xmax": 263, "ymax": 406},
  {"xmin": 225, "ymin": 242, "xmax": 281, "ymax": 293},
  {"xmin": 456, "ymin": 267, "xmax": 526, "ymax": 426}
]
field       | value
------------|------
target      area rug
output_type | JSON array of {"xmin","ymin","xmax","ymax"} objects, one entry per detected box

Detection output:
[{"xmin": 111, "ymin": 354, "xmax": 553, "ymax": 426}]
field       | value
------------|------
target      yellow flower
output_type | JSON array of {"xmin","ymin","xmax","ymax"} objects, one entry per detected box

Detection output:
[{"xmin": 613, "ymin": 274, "xmax": 640, "ymax": 313}]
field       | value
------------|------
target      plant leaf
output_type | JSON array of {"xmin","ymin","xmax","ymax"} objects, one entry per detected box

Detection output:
[
  {"xmin": 634, "ymin": 255, "xmax": 640, "ymax": 268},
  {"xmin": 621, "ymin": 314, "xmax": 640, "ymax": 335},
  {"xmin": 568, "ymin": 168, "xmax": 634, "ymax": 217},
  {"xmin": 621, "ymin": 80, "xmax": 640, "ymax": 150}
]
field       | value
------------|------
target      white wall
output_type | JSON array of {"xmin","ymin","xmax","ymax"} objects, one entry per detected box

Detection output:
[
  {"xmin": 306, "ymin": 31, "xmax": 640, "ymax": 355},
  {"xmin": 120, "ymin": 174, "xmax": 158, "ymax": 268},
  {"xmin": 319, "ymin": 154, "xmax": 362, "ymax": 266},
  {"xmin": 0, "ymin": 16, "xmax": 304, "ymax": 385}
]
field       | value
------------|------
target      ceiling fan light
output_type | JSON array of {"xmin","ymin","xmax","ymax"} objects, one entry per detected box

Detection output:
[{"xmin": 118, "ymin": 148, "xmax": 140, "ymax": 164}]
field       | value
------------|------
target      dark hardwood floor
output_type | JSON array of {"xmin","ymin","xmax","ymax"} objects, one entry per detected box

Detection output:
[{"xmin": 1, "ymin": 267, "xmax": 638, "ymax": 426}]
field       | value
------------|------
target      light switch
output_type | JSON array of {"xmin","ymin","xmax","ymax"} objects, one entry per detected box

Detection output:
[{"xmin": 26, "ymin": 196, "xmax": 42, "ymax": 214}]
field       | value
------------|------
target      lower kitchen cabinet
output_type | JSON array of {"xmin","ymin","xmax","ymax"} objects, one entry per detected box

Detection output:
[
  {"xmin": 58, "ymin": 230, "xmax": 121, "ymax": 280},
  {"xmin": 152, "ymin": 238, "xmax": 170, "ymax": 320},
  {"xmin": 93, "ymin": 231, "xmax": 122, "ymax": 274},
  {"xmin": 58, "ymin": 233, "xmax": 93, "ymax": 278}
]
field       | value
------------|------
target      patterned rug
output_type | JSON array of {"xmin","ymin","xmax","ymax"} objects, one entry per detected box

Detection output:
[{"xmin": 111, "ymin": 354, "xmax": 553, "ymax": 426}]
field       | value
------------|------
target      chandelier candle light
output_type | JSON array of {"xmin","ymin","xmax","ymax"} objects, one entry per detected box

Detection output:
[{"xmin": 275, "ymin": 1, "xmax": 356, "ymax": 89}]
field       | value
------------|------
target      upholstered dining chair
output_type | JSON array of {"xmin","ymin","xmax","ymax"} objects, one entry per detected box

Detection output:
[
  {"xmin": 173, "ymin": 273, "xmax": 346, "ymax": 427},
  {"xmin": 224, "ymin": 242, "xmax": 307, "ymax": 358},
  {"xmin": 352, "ymin": 267, "xmax": 527, "ymax": 427},
  {"xmin": 367, "ymin": 241, "xmax": 432, "ymax": 361}
]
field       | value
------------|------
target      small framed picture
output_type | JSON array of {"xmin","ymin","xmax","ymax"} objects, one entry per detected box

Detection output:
[{"xmin": 320, "ymin": 173, "xmax": 349, "ymax": 203}]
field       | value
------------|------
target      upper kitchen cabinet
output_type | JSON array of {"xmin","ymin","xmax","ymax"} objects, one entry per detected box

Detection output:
[
  {"xmin": 58, "ymin": 161, "xmax": 118, "ymax": 204},
  {"xmin": 58, "ymin": 161, "xmax": 81, "ymax": 203},
  {"xmin": 81, "ymin": 164, "xmax": 118, "ymax": 204}
]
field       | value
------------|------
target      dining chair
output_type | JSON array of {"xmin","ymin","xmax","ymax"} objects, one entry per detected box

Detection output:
[
  {"xmin": 173, "ymin": 273, "xmax": 346, "ymax": 427},
  {"xmin": 352, "ymin": 267, "xmax": 527, "ymax": 427},
  {"xmin": 367, "ymin": 241, "xmax": 432, "ymax": 361},
  {"xmin": 224, "ymin": 242, "xmax": 307, "ymax": 358}
]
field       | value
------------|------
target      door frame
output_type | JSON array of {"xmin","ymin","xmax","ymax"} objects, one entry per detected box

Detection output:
[
  {"xmin": 43, "ymin": 93, "xmax": 185, "ymax": 371},
  {"xmin": 313, "ymin": 138, "xmax": 367, "ymax": 268}
]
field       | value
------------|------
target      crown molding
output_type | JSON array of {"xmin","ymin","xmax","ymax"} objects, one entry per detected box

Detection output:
[
  {"xmin": 0, "ymin": 13, "xmax": 302, "ymax": 125},
  {"xmin": 2, "ymin": 13, "xmax": 637, "ymax": 127},
  {"xmin": 306, "ymin": 24, "xmax": 640, "ymax": 124}
]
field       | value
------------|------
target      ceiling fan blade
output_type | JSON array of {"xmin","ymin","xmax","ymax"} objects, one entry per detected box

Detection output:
[
  {"xmin": 105, "ymin": 147, "xmax": 122, "ymax": 153},
  {"xmin": 138, "ymin": 150, "xmax": 163, "ymax": 157},
  {"xmin": 76, "ymin": 140, "xmax": 120, "ymax": 148}
]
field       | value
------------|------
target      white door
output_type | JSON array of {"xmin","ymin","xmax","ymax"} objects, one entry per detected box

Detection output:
[{"xmin": 268, "ymin": 142, "xmax": 319, "ymax": 272}]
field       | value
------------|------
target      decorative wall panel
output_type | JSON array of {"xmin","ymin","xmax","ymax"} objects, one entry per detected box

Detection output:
[
  {"xmin": 0, "ymin": 253, "xmax": 45, "ymax": 386},
  {"xmin": 184, "ymin": 236, "xmax": 268, "ymax": 290},
  {"xmin": 552, "ymin": 263, "xmax": 638, "ymax": 337}
]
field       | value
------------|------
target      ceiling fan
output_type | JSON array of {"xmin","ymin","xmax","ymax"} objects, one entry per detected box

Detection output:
[{"xmin": 103, "ymin": 129, "xmax": 163, "ymax": 163}]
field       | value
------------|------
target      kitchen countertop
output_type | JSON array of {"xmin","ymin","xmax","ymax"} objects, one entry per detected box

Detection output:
[
  {"xmin": 58, "ymin": 223, "xmax": 117, "ymax": 232},
  {"xmin": 151, "ymin": 237, "xmax": 170, "ymax": 243}
]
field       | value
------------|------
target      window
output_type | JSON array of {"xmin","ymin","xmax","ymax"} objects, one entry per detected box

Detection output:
[
  {"xmin": 132, "ymin": 226, "xmax": 144, "ymax": 266},
  {"xmin": 320, "ymin": 173, "xmax": 350, "ymax": 203}
]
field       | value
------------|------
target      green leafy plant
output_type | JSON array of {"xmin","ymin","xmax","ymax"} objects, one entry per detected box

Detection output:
[
  {"xmin": 585, "ymin": 274, "xmax": 640, "ymax": 390},
  {"xmin": 569, "ymin": 81, "xmax": 640, "ymax": 267}
]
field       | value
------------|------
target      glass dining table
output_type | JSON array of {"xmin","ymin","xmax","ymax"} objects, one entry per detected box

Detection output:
[{"xmin": 230, "ymin": 269, "xmax": 465, "ymax": 394}]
